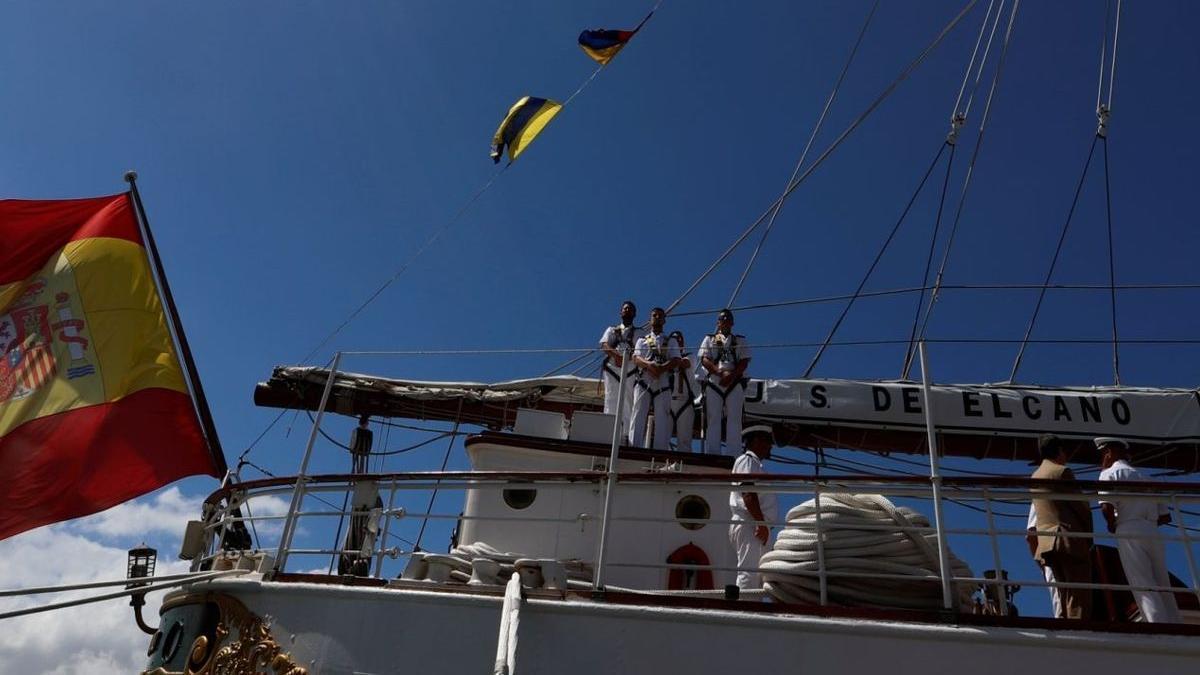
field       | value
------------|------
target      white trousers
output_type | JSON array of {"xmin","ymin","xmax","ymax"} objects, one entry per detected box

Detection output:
[
  {"xmin": 602, "ymin": 369, "xmax": 636, "ymax": 443},
  {"xmin": 729, "ymin": 521, "xmax": 765, "ymax": 590},
  {"xmin": 1042, "ymin": 564, "xmax": 1062, "ymax": 618},
  {"xmin": 703, "ymin": 380, "xmax": 744, "ymax": 455},
  {"xmin": 1117, "ymin": 519, "xmax": 1181, "ymax": 623},
  {"xmin": 670, "ymin": 390, "xmax": 695, "ymax": 452},
  {"xmin": 630, "ymin": 375, "xmax": 671, "ymax": 450}
]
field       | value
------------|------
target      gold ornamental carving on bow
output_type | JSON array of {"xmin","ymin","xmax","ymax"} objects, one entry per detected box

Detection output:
[{"xmin": 143, "ymin": 593, "xmax": 306, "ymax": 675}]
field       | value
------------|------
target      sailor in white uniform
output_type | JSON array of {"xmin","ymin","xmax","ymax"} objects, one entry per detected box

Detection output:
[
  {"xmin": 1097, "ymin": 437, "xmax": 1182, "ymax": 623},
  {"xmin": 630, "ymin": 308, "xmax": 680, "ymax": 449},
  {"xmin": 698, "ymin": 309, "xmax": 752, "ymax": 455},
  {"xmin": 667, "ymin": 330, "xmax": 697, "ymax": 452},
  {"xmin": 599, "ymin": 300, "xmax": 642, "ymax": 443},
  {"xmin": 729, "ymin": 425, "xmax": 776, "ymax": 590}
]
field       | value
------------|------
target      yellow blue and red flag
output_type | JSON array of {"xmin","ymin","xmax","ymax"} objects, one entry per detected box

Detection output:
[
  {"xmin": 490, "ymin": 96, "xmax": 563, "ymax": 164},
  {"xmin": 577, "ymin": 10, "xmax": 655, "ymax": 66},
  {"xmin": 0, "ymin": 194, "xmax": 223, "ymax": 540},
  {"xmin": 577, "ymin": 29, "xmax": 638, "ymax": 66}
]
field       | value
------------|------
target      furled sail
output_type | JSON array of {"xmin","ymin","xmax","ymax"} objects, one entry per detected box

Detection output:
[{"xmin": 255, "ymin": 367, "xmax": 1200, "ymax": 472}]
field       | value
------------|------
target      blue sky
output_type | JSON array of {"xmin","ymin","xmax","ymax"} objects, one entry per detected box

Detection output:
[{"xmin": 3, "ymin": 0, "xmax": 1200, "ymax": 651}]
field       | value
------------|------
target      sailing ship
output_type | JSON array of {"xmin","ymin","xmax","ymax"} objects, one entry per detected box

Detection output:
[{"xmin": 2, "ymin": 2, "xmax": 1199, "ymax": 674}]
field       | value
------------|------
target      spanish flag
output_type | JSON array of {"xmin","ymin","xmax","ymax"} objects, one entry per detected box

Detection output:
[
  {"xmin": 0, "ymin": 194, "xmax": 223, "ymax": 541},
  {"xmin": 490, "ymin": 96, "xmax": 563, "ymax": 164}
]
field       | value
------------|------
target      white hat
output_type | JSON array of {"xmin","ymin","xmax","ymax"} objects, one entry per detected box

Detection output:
[
  {"xmin": 1094, "ymin": 437, "xmax": 1129, "ymax": 449},
  {"xmin": 742, "ymin": 424, "xmax": 773, "ymax": 439}
]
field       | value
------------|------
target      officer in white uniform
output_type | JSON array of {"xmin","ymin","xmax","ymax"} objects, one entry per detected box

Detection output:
[
  {"xmin": 1097, "ymin": 437, "xmax": 1181, "ymax": 623},
  {"xmin": 599, "ymin": 300, "xmax": 642, "ymax": 443},
  {"xmin": 698, "ymin": 309, "xmax": 752, "ymax": 455},
  {"xmin": 729, "ymin": 425, "xmax": 776, "ymax": 590},
  {"xmin": 630, "ymin": 307, "xmax": 680, "ymax": 449},
  {"xmin": 667, "ymin": 330, "xmax": 697, "ymax": 452},
  {"xmin": 1026, "ymin": 504, "xmax": 1062, "ymax": 618}
]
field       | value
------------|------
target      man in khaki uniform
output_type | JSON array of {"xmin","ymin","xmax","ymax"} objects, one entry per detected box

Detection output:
[{"xmin": 1028, "ymin": 435, "xmax": 1094, "ymax": 620}]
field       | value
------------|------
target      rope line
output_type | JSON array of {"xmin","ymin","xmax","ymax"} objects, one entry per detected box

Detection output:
[
  {"xmin": 300, "ymin": 164, "xmax": 509, "ymax": 364},
  {"xmin": 804, "ymin": 143, "xmax": 949, "ymax": 378},
  {"xmin": 301, "ymin": 3, "xmax": 669, "ymax": 368},
  {"xmin": 915, "ymin": 0, "xmax": 1022, "ymax": 346},
  {"xmin": 901, "ymin": 142, "xmax": 957, "ymax": 378},
  {"xmin": 1103, "ymin": 136, "xmax": 1119, "ymax": 384},
  {"xmin": 1009, "ymin": 136, "xmax": 1100, "ymax": 382},
  {"xmin": 413, "ymin": 402, "xmax": 463, "ymax": 552},
  {"xmin": 959, "ymin": 0, "xmax": 1007, "ymax": 120},
  {"xmin": 951, "ymin": 0, "xmax": 996, "ymax": 118},
  {"xmin": 727, "ymin": 0, "xmax": 879, "ymax": 306},
  {"xmin": 662, "ymin": 0, "xmax": 980, "ymax": 319}
]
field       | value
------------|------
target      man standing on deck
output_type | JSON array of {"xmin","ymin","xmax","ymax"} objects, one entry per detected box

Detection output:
[
  {"xmin": 698, "ymin": 309, "xmax": 751, "ymax": 455},
  {"xmin": 729, "ymin": 425, "xmax": 776, "ymax": 590},
  {"xmin": 630, "ymin": 308, "xmax": 680, "ymax": 449},
  {"xmin": 1026, "ymin": 503, "xmax": 1062, "ymax": 618},
  {"xmin": 1096, "ymin": 437, "xmax": 1181, "ymax": 623},
  {"xmin": 1028, "ymin": 434, "xmax": 1094, "ymax": 620},
  {"xmin": 667, "ymin": 330, "xmax": 697, "ymax": 452},
  {"xmin": 599, "ymin": 300, "xmax": 642, "ymax": 443}
]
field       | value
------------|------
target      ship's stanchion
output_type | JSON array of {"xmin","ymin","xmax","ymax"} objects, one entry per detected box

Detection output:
[
  {"xmin": 918, "ymin": 341, "xmax": 955, "ymax": 611},
  {"xmin": 594, "ymin": 343, "xmax": 631, "ymax": 591},
  {"xmin": 981, "ymin": 488, "xmax": 1007, "ymax": 616},
  {"xmin": 375, "ymin": 480, "xmax": 400, "ymax": 579},
  {"xmin": 1170, "ymin": 494, "xmax": 1200, "ymax": 604},
  {"xmin": 274, "ymin": 351, "xmax": 344, "ymax": 575}
]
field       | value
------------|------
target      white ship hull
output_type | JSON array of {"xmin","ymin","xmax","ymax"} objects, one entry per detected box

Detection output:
[{"xmin": 147, "ymin": 576, "xmax": 1200, "ymax": 675}]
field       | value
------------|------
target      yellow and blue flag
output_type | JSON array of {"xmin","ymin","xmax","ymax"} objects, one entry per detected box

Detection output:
[
  {"xmin": 577, "ymin": 29, "xmax": 638, "ymax": 66},
  {"xmin": 490, "ymin": 96, "xmax": 563, "ymax": 164}
]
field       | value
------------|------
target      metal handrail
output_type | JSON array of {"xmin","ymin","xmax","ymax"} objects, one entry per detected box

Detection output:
[{"xmin": 196, "ymin": 468, "xmax": 1200, "ymax": 618}]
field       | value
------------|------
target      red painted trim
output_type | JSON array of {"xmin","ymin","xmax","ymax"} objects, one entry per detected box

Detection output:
[{"xmin": 0, "ymin": 387, "xmax": 219, "ymax": 540}]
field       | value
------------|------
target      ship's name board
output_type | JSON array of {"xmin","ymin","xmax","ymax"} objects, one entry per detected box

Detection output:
[{"xmin": 750, "ymin": 380, "xmax": 1200, "ymax": 441}]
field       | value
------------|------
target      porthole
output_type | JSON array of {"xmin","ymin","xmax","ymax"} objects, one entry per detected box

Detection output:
[
  {"xmin": 502, "ymin": 483, "xmax": 537, "ymax": 510},
  {"xmin": 675, "ymin": 494, "xmax": 710, "ymax": 530},
  {"xmin": 161, "ymin": 619, "xmax": 185, "ymax": 662}
]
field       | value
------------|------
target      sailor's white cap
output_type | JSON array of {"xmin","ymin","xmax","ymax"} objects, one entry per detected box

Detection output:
[
  {"xmin": 1094, "ymin": 436, "xmax": 1129, "ymax": 449},
  {"xmin": 742, "ymin": 424, "xmax": 774, "ymax": 440}
]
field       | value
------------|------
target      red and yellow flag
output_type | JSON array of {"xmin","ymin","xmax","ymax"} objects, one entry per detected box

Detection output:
[{"xmin": 0, "ymin": 194, "xmax": 222, "ymax": 540}]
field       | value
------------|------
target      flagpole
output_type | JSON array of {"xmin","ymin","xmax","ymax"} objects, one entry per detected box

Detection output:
[{"xmin": 123, "ymin": 171, "xmax": 228, "ymax": 475}]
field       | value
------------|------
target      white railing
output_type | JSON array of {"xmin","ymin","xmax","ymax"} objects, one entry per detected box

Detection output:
[{"xmin": 196, "ymin": 469, "xmax": 1200, "ymax": 620}]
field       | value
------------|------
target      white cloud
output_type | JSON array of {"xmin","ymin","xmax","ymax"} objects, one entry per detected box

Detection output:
[
  {"xmin": 62, "ymin": 487, "xmax": 202, "ymax": 539},
  {"xmin": 0, "ymin": 484, "xmax": 347, "ymax": 674},
  {"xmin": 0, "ymin": 492, "xmax": 196, "ymax": 675}
]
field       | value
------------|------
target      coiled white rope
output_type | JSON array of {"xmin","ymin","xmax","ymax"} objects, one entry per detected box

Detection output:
[{"xmin": 761, "ymin": 494, "xmax": 974, "ymax": 610}]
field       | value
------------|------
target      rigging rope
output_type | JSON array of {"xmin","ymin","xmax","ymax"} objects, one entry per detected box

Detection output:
[
  {"xmin": 901, "ymin": 143, "xmax": 957, "ymax": 378},
  {"xmin": 300, "ymin": 164, "xmax": 509, "ymax": 364},
  {"xmin": 414, "ymin": 401, "xmax": 464, "ymax": 552},
  {"xmin": 1009, "ymin": 0, "xmax": 1124, "ymax": 384},
  {"xmin": 1099, "ymin": 0, "xmax": 1124, "ymax": 384},
  {"xmin": 302, "ymin": 2, "xmax": 665, "ymax": 369},
  {"xmin": 1103, "ymin": 136, "xmax": 1119, "ymax": 384},
  {"xmin": 803, "ymin": 143, "xmax": 949, "ymax": 377},
  {"xmin": 662, "ymin": 0, "xmax": 980, "ymax": 319},
  {"xmin": 951, "ymin": 0, "xmax": 999, "ymax": 120},
  {"xmin": 727, "ymin": 0, "xmax": 879, "ymax": 306},
  {"xmin": 914, "ymin": 0, "xmax": 1022, "ymax": 346}
]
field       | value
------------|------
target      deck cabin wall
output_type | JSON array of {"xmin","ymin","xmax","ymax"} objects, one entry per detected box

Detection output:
[{"xmin": 461, "ymin": 439, "xmax": 736, "ymax": 590}]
